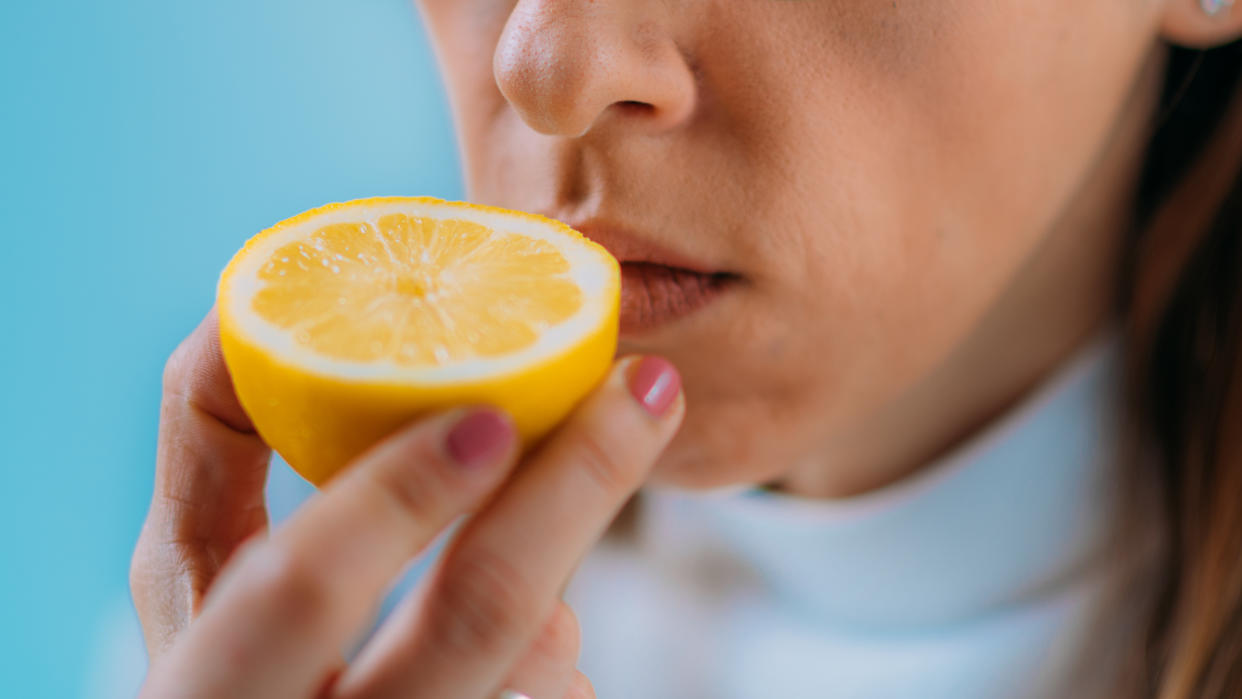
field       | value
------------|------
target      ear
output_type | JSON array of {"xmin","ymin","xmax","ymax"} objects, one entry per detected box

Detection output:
[{"xmin": 1162, "ymin": 0, "xmax": 1242, "ymax": 48}]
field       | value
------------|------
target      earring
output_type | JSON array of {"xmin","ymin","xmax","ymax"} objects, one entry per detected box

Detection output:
[{"xmin": 1202, "ymin": 0, "xmax": 1234, "ymax": 16}]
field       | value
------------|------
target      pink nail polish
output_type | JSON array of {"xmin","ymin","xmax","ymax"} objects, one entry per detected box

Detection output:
[
  {"xmin": 446, "ymin": 410, "xmax": 515, "ymax": 468},
  {"xmin": 628, "ymin": 356, "xmax": 682, "ymax": 417}
]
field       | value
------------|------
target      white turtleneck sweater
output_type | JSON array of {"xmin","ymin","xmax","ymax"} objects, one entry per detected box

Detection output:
[
  {"xmin": 89, "ymin": 338, "xmax": 1162, "ymax": 698},
  {"xmin": 564, "ymin": 338, "xmax": 1162, "ymax": 698}
]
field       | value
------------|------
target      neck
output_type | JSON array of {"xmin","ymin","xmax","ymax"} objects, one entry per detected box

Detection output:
[{"xmin": 777, "ymin": 47, "xmax": 1167, "ymax": 500}]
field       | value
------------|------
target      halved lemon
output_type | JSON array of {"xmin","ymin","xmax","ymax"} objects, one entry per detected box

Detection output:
[{"xmin": 217, "ymin": 197, "xmax": 620, "ymax": 485}]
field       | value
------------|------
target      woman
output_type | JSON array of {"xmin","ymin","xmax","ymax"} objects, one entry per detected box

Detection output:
[{"xmin": 131, "ymin": 1, "xmax": 1242, "ymax": 697}]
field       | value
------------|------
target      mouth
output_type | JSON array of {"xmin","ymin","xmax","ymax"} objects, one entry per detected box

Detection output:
[
  {"xmin": 619, "ymin": 263, "xmax": 735, "ymax": 334},
  {"xmin": 569, "ymin": 221, "xmax": 739, "ymax": 335}
]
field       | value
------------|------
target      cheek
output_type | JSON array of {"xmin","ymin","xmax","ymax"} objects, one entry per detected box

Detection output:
[
  {"xmin": 416, "ymin": 2, "xmax": 515, "ymax": 190},
  {"xmin": 886, "ymin": 2, "xmax": 1153, "ymax": 268},
  {"xmin": 732, "ymin": 0, "xmax": 1156, "ymax": 364},
  {"xmin": 653, "ymin": 0, "xmax": 1160, "ymax": 485}
]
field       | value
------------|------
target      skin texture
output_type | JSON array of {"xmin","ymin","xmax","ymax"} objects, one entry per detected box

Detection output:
[
  {"xmin": 415, "ymin": 0, "xmax": 1242, "ymax": 496},
  {"xmin": 132, "ymin": 1, "xmax": 1242, "ymax": 696}
]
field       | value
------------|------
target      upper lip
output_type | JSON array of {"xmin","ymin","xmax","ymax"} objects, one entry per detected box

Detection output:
[{"xmin": 563, "ymin": 219, "xmax": 723, "ymax": 275}]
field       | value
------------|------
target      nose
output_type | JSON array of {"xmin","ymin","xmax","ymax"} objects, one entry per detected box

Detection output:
[{"xmin": 493, "ymin": 1, "xmax": 697, "ymax": 137}]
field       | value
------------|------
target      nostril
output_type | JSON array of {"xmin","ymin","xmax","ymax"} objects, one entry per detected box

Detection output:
[{"xmin": 615, "ymin": 100, "xmax": 655, "ymax": 115}]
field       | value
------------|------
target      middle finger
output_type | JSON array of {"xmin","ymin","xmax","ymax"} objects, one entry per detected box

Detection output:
[{"xmin": 336, "ymin": 356, "xmax": 684, "ymax": 698}]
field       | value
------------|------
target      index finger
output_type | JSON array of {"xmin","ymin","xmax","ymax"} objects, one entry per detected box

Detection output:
[
  {"xmin": 337, "ymin": 356, "xmax": 684, "ymax": 699},
  {"xmin": 141, "ymin": 406, "xmax": 521, "ymax": 699}
]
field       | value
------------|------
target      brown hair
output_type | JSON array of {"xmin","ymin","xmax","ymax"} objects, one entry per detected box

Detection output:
[{"xmin": 1122, "ymin": 39, "xmax": 1242, "ymax": 698}]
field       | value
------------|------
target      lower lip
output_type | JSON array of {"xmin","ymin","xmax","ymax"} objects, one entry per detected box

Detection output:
[{"xmin": 618, "ymin": 263, "xmax": 733, "ymax": 334}]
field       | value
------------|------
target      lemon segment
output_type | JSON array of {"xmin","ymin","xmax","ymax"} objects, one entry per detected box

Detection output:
[{"xmin": 217, "ymin": 197, "xmax": 620, "ymax": 485}]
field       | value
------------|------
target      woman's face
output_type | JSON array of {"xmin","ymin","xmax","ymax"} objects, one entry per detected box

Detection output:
[{"xmin": 415, "ymin": 0, "xmax": 1169, "ymax": 492}]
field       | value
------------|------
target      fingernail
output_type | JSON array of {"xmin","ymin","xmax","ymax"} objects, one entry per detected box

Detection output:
[
  {"xmin": 446, "ymin": 410, "xmax": 515, "ymax": 468},
  {"xmin": 628, "ymin": 356, "xmax": 682, "ymax": 417}
]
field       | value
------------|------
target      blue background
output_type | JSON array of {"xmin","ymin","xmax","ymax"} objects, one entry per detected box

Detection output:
[{"xmin": 0, "ymin": 2, "xmax": 460, "ymax": 696}]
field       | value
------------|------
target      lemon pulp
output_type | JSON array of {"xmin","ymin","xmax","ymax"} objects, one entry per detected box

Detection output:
[{"xmin": 217, "ymin": 197, "xmax": 620, "ymax": 485}]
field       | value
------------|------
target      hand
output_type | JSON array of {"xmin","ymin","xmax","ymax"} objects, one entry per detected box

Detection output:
[{"xmin": 131, "ymin": 308, "xmax": 684, "ymax": 698}]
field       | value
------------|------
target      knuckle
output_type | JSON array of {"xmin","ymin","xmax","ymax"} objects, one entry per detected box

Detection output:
[
  {"xmin": 128, "ymin": 545, "xmax": 168, "ymax": 613},
  {"xmin": 428, "ymin": 548, "xmax": 537, "ymax": 657},
  {"xmin": 567, "ymin": 671, "xmax": 597, "ymax": 699},
  {"xmin": 570, "ymin": 427, "xmax": 642, "ymax": 498},
  {"xmin": 238, "ymin": 545, "xmax": 330, "ymax": 626},
  {"xmin": 129, "ymin": 537, "xmax": 206, "ymax": 651},
  {"xmin": 129, "ymin": 532, "xmax": 152, "ymax": 589},
  {"xmin": 533, "ymin": 604, "xmax": 580, "ymax": 665},
  {"xmin": 360, "ymin": 457, "xmax": 440, "ymax": 534},
  {"xmin": 128, "ymin": 541, "xmax": 154, "ymax": 610},
  {"xmin": 128, "ymin": 532, "xmax": 185, "ymax": 616}
]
